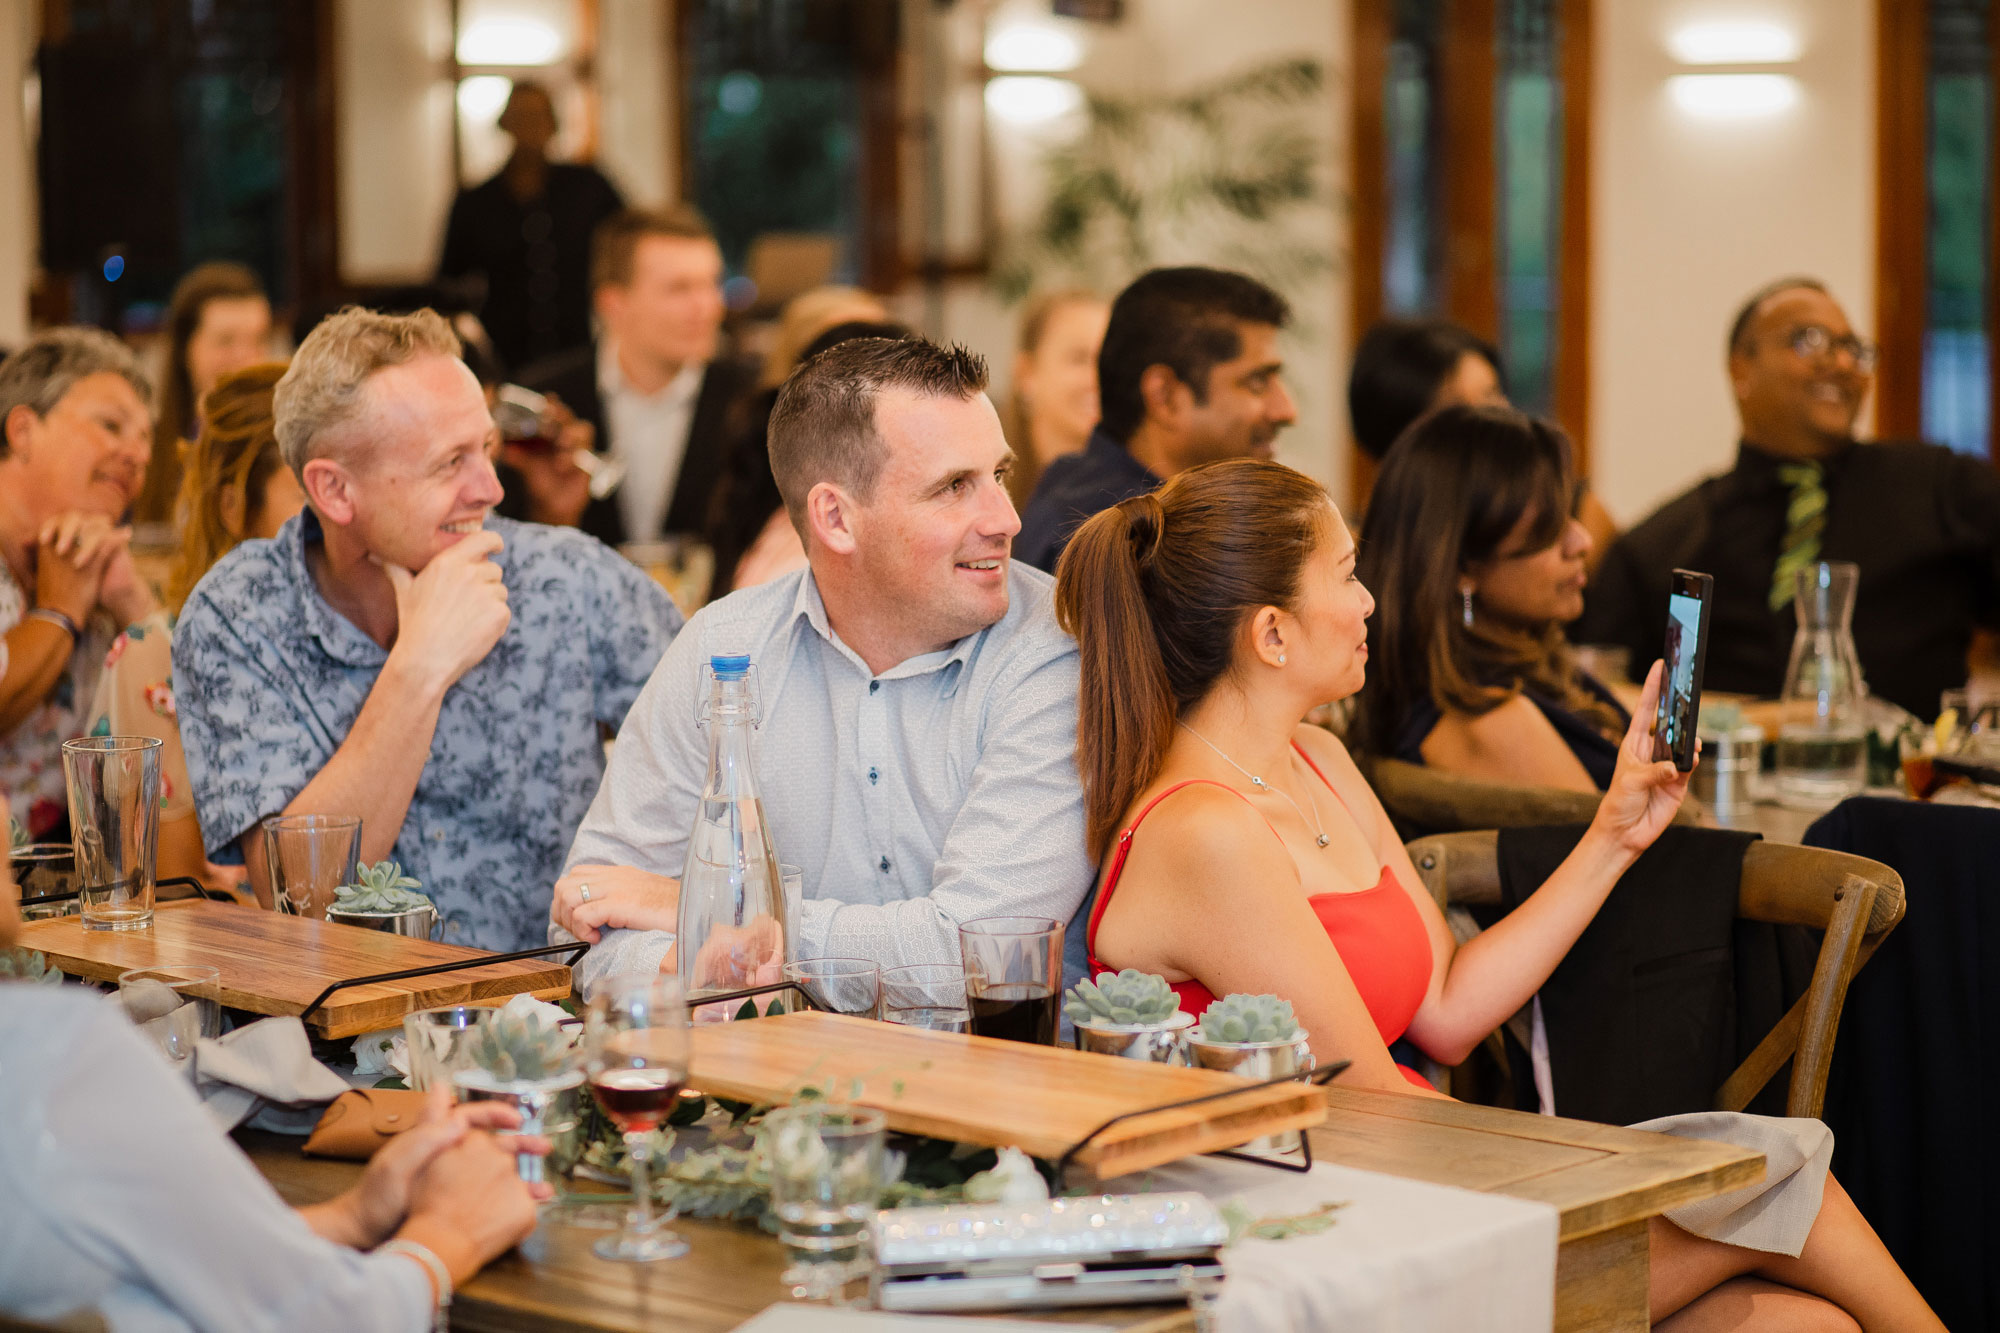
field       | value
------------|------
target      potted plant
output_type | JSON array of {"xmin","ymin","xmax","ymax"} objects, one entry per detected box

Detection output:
[
  {"xmin": 448, "ymin": 999, "xmax": 585, "ymax": 1186},
  {"xmin": 1064, "ymin": 969, "xmax": 1194, "ymax": 1064},
  {"xmin": 1184, "ymin": 994, "xmax": 1315, "ymax": 1155},
  {"xmin": 328, "ymin": 861, "xmax": 437, "ymax": 939}
]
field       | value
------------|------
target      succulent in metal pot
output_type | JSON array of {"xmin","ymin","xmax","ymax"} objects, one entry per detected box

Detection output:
[
  {"xmin": 466, "ymin": 1008, "xmax": 574, "ymax": 1083},
  {"xmin": 334, "ymin": 860, "xmax": 433, "ymax": 914},
  {"xmin": 1064, "ymin": 968, "xmax": 1180, "ymax": 1027},
  {"xmin": 0, "ymin": 947, "xmax": 60, "ymax": 985},
  {"xmin": 1195, "ymin": 993, "xmax": 1301, "ymax": 1045}
]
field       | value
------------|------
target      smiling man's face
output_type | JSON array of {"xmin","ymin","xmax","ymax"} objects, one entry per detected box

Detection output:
[{"xmin": 1730, "ymin": 286, "xmax": 1871, "ymax": 460}]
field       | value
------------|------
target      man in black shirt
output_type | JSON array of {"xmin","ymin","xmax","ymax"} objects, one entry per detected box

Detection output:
[
  {"xmin": 1576, "ymin": 277, "xmax": 2000, "ymax": 719},
  {"xmin": 1015, "ymin": 267, "xmax": 1296, "ymax": 572}
]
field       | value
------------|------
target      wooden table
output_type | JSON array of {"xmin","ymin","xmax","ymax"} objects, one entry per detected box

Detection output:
[{"xmin": 241, "ymin": 1087, "xmax": 1758, "ymax": 1333}]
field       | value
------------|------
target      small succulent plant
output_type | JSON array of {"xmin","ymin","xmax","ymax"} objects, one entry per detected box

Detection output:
[
  {"xmin": 1196, "ymin": 993, "xmax": 1301, "ymax": 1044},
  {"xmin": 7, "ymin": 817, "xmax": 27, "ymax": 850},
  {"xmin": 0, "ymin": 947, "xmax": 60, "ymax": 985},
  {"xmin": 334, "ymin": 861, "xmax": 433, "ymax": 914},
  {"xmin": 1064, "ymin": 969, "xmax": 1181, "ymax": 1027},
  {"xmin": 467, "ymin": 1008, "xmax": 575, "ymax": 1083}
]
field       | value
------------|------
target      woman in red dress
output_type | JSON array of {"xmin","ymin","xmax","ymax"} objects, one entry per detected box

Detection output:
[{"xmin": 1054, "ymin": 458, "xmax": 1938, "ymax": 1332}]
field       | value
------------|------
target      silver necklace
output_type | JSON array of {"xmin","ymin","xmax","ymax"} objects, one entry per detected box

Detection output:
[{"xmin": 1177, "ymin": 721, "xmax": 1330, "ymax": 848}]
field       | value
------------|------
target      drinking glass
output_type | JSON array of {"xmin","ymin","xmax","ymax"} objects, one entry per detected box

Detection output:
[
  {"xmin": 879, "ymin": 963, "xmax": 970, "ymax": 1032},
  {"xmin": 13, "ymin": 842, "xmax": 78, "ymax": 920},
  {"xmin": 427, "ymin": 1007, "xmax": 584, "ymax": 1187},
  {"xmin": 63, "ymin": 736, "xmax": 162, "ymax": 931},
  {"xmin": 262, "ymin": 815, "xmax": 362, "ymax": 920},
  {"xmin": 403, "ymin": 1006, "xmax": 493, "ymax": 1092},
  {"xmin": 118, "ymin": 965, "xmax": 221, "ymax": 1077},
  {"xmin": 958, "ymin": 917, "xmax": 1062, "ymax": 1045},
  {"xmin": 782, "ymin": 958, "xmax": 881, "ymax": 1017},
  {"xmin": 583, "ymin": 974, "xmax": 692, "ymax": 1262},
  {"xmin": 763, "ymin": 1103, "xmax": 887, "ymax": 1301}
]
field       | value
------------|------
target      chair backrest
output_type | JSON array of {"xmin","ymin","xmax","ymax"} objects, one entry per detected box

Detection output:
[
  {"xmin": 1403, "ymin": 829, "xmax": 1906, "ymax": 1119},
  {"xmin": 1362, "ymin": 755, "xmax": 1701, "ymax": 837}
]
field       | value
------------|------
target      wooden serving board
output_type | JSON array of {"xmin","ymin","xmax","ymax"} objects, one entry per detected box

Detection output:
[
  {"xmin": 687, "ymin": 1010, "xmax": 1326, "ymax": 1179},
  {"xmin": 19, "ymin": 898, "xmax": 571, "ymax": 1038}
]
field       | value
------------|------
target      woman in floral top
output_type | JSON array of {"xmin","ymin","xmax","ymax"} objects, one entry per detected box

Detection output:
[
  {"xmin": 83, "ymin": 361, "xmax": 303, "ymax": 888},
  {"xmin": 0, "ymin": 330, "xmax": 160, "ymax": 841}
]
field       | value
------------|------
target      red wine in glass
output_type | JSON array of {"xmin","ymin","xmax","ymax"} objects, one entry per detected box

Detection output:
[{"xmin": 589, "ymin": 1067, "xmax": 686, "ymax": 1134}]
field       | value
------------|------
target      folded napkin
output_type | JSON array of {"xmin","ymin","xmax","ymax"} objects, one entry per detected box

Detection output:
[
  {"xmin": 1631, "ymin": 1111, "xmax": 1833, "ymax": 1257},
  {"xmin": 1107, "ymin": 1156, "xmax": 1558, "ymax": 1333},
  {"xmin": 193, "ymin": 1016, "xmax": 352, "ymax": 1132}
]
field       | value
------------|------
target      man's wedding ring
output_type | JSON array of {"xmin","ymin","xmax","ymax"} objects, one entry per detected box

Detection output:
[{"xmin": 579, "ymin": 883, "xmax": 592, "ymax": 903}]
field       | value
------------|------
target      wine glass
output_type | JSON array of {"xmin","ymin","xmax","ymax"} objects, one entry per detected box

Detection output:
[{"xmin": 583, "ymin": 974, "xmax": 693, "ymax": 1263}]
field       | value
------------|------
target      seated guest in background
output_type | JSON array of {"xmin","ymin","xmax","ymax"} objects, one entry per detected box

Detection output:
[
  {"xmin": 0, "ymin": 857, "xmax": 545, "ymax": 1331},
  {"xmin": 1345, "ymin": 316, "xmax": 1619, "ymax": 567},
  {"xmin": 436, "ymin": 80, "xmax": 624, "ymax": 375},
  {"xmin": 0, "ymin": 329, "xmax": 159, "ymax": 839},
  {"xmin": 1056, "ymin": 458, "xmax": 1942, "ymax": 1331},
  {"xmin": 1002, "ymin": 288, "xmax": 1110, "ymax": 509},
  {"xmin": 1577, "ymin": 276, "xmax": 2000, "ymax": 718},
  {"xmin": 1016, "ymin": 266, "xmax": 1295, "ymax": 572},
  {"xmin": 550, "ymin": 337, "xmax": 1093, "ymax": 993},
  {"xmin": 516, "ymin": 206, "xmax": 757, "ymax": 548},
  {"xmin": 704, "ymin": 285, "xmax": 904, "ymax": 595},
  {"xmin": 135, "ymin": 261, "xmax": 274, "ymax": 527},
  {"xmin": 85, "ymin": 362, "xmax": 303, "ymax": 892},
  {"xmin": 174, "ymin": 307, "xmax": 682, "ymax": 950},
  {"xmin": 1350, "ymin": 404, "xmax": 1625, "ymax": 793}
]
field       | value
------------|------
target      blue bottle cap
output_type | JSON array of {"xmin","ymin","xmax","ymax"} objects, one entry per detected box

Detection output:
[{"xmin": 710, "ymin": 653, "xmax": 752, "ymax": 679}]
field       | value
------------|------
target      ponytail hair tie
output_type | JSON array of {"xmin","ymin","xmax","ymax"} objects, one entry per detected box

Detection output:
[{"xmin": 1121, "ymin": 490, "xmax": 1167, "ymax": 569}]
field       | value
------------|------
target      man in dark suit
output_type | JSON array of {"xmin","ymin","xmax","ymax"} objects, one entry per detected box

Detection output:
[{"xmin": 508, "ymin": 206, "xmax": 755, "ymax": 548}]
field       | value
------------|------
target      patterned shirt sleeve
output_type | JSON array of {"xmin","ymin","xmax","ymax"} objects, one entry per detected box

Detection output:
[{"xmin": 173, "ymin": 592, "xmax": 328, "ymax": 863}]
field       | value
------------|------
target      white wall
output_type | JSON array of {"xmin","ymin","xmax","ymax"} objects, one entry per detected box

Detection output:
[
  {"xmin": 336, "ymin": 0, "xmax": 456, "ymax": 284},
  {"xmin": 597, "ymin": 0, "xmax": 676, "ymax": 206},
  {"xmin": 0, "ymin": 2, "xmax": 36, "ymax": 344},
  {"xmin": 1589, "ymin": 0, "xmax": 1875, "ymax": 524}
]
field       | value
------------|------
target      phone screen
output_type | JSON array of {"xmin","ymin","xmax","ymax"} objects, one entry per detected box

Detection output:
[{"xmin": 1653, "ymin": 572, "xmax": 1713, "ymax": 769}]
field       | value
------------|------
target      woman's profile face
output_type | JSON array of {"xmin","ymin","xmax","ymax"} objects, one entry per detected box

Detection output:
[
  {"xmin": 1466, "ymin": 504, "xmax": 1593, "ymax": 629},
  {"xmin": 1282, "ymin": 508, "xmax": 1376, "ymax": 702},
  {"xmin": 1015, "ymin": 298, "xmax": 1110, "ymax": 458},
  {"xmin": 186, "ymin": 296, "xmax": 273, "ymax": 404},
  {"xmin": 248, "ymin": 464, "xmax": 306, "ymax": 541}
]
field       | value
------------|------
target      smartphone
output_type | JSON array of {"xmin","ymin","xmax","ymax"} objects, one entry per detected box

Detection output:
[{"xmin": 1653, "ymin": 569, "xmax": 1714, "ymax": 771}]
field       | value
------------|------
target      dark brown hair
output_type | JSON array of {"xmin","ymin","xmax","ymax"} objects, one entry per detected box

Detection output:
[
  {"xmin": 767, "ymin": 336, "xmax": 988, "ymax": 527},
  {"xmin": 590, "ymin": 205, "xmax": 716, "ymax": 291},
  {"xmin": 167, "ymin": 361, "xmax": 289, "ymax": 614},
  {"xmin": 1349, "ymin": 403, "xmax": 1618, "ymax": 757},
  {"xmin": 1054, "ymin": 459, "xmax": 1333, "ymax": 858},
  {"xmin": 139, "ymin": 261, "xmax": 267, "ymax": 523}
]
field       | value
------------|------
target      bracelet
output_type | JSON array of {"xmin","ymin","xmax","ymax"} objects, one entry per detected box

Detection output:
[
  {"xmin": 24, "ymin": 607, "xmax": 79, "ymax": 640},
  {"xmin": 379, "ymin": 1238, "xmax": 453, "ymax": 1330}
]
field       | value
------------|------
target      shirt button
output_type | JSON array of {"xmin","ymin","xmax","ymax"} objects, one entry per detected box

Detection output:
[
  {"xmin": 430, "ymin": 830, "xmax": 444, "ymax": 842},
  {"xmin": 868, "ymin": 767, "xmax": 878, "ymax": 784},
  {"xmin": 869, "ymin": 681, "xmax": 880, "ymax": 694},
  {"xmin": 879, "ymin": 855, "xmax": 891, "ymax": 873}
]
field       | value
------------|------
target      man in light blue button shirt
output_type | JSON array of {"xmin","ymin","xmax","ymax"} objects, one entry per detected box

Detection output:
[{"xmin": 551, "ymin": 337, "xmax": 1095, "ymax": 992}]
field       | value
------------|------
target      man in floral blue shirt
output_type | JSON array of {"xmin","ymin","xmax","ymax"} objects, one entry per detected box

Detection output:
[{"xmin": 175, "ymin": 307, "xmax": 681, "ymax": 952}]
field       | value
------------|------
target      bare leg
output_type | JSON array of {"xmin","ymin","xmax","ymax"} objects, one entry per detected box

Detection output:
[
  {"xmin": 1657, "ymin": 1277, "xmax": 1860, "ymax": 1333},
  {"xmin": 1649, "ymin": 1175, "xmax": 1944, "ymax": 1331}
]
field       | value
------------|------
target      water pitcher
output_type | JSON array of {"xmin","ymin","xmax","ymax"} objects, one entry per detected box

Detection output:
[
  {"xmin": 1776, "ymin": 561, "xmax": 1868, "ymax": 807},
  {"xmin": 676, "ymin": 654, "xmax": 789, "ymax": 1018}
]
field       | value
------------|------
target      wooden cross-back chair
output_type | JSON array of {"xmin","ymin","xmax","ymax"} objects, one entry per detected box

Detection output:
[
  {"xmin": 1403, "ymin": 830, "xmax": 1906, "ymax": 1119},
  {"xmin": 1361, "ymin": 755, "xmax": 1702, "ymax": 839}
]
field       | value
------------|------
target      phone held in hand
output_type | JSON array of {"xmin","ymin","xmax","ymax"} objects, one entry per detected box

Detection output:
[{"xmin": 1653, "ymin": 569, "xmax": 1714, "ymax": 771}]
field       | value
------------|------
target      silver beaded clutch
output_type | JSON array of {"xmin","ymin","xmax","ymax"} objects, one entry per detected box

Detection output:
[{"xmin": 870, "ymin": 1193, "xmax": 1227, "ymax": 1312}]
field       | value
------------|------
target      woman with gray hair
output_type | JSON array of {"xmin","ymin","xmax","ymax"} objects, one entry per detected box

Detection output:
[{"xmin": 0, "ymin": 328, "xmax": 160, "ymax": 839}]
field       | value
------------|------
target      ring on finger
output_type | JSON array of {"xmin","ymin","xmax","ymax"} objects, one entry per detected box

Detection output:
[{"xmin": 579, "ymin": 883, "xmax": 591, "ymax": 903}]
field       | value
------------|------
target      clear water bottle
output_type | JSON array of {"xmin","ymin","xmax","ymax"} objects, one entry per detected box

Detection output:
[
  {"xmin": 1775, "ymin": 561, "xmax": 1869, "ymax": 808},
  {"xmin": 676, "ymin": 654, "xmax": 789, "ymax": 1019}
]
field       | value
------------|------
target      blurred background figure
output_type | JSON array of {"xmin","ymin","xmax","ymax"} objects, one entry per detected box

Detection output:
[
  {"xmin": 134, "ymin": 262, "xmax": 273, "ymax": 528},
  {"xmin": 704, "ymin": 286, "xmax": 905, "ymax": 595},
  {"xmin": 1348, "ymin": 316, "xmax": 1616, "ymax": 566},
  {"xmin": 521, "ymin": 206, "xmax": 754, "ymax": 549},
  {"xmin": 437, "ymin": 80, "xmax": 624, "ymax": 375},
  {"xmin": 86, "ymin": 361, "xmax": 301, "ymax": 892},
  {"xmin": 1003, "ymin": 289, "xmax": 1109, "ymax": 509}
]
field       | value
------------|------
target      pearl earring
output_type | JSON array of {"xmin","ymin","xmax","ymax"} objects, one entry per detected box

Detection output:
[
  {"xmin": 1278, "ymin": 654, "xmax": 1287, "ymax": 665},
  {"xmin": 1462, "ymin": 587, "xmax": 1475, "ymax": 627}
]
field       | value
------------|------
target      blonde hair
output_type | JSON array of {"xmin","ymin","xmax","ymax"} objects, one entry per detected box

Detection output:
[
  {"xmin": 274, "ymin": 307, "xmax": 461, "ymax": 473},
  {"xmin": 167, "ymin": 361, "xmax": 288, "ymax": 614},
  {"xmin": 760, "ymin": 286, "xmax": 890, "ymax": 390}
]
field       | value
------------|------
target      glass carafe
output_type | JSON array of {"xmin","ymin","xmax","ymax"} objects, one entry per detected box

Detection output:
[
  {"xmin": 676, "ymin": 654, "xmax": 789, "ymax": 1020},
  {"xmin": 1775, "ymin": 561, "xmax": 1868, "ymax": 808}
]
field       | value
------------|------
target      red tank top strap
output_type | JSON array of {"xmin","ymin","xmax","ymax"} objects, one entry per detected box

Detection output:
[
  {"xmin": 1290, "ymin": 741, "xmax": 1354, "ymax": 814},
  {"xmin": 1086, "ymin": 779, "xmax": 1281, "ymax": 964}
]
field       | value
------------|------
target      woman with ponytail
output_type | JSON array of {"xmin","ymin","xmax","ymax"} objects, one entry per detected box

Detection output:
[{"xmin": 1054, "ymin": 458, "xmax": 1941, "ymax": 1331}]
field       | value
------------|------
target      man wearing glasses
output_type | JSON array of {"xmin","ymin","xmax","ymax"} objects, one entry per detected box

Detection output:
[{"xmin": 1576, "ymin": 277, "xmax": 2000, "ymax": 720}]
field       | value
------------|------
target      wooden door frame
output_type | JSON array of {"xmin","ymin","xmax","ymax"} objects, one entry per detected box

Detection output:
[{"xmin": 1873, "ymin": 0, "xmax": 1928, "ymax": 445}]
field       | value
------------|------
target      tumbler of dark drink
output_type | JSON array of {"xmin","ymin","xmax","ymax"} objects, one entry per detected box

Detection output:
[{"xmin": 958, "ymin": 916, "xmax": 1063, "ymax": 1046}]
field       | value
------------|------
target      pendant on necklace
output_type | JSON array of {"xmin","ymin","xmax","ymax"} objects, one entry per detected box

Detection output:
[{"xmin": 1316, "ymin": 834, "xmax": 1330, "ymax": 848}]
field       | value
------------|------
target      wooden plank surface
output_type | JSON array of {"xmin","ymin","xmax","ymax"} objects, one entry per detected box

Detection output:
[
  {"xmin": 19, "ymin": 899, "xmax": 571, "ymax": 1038},
  {"xmin": 687, "ymin": 1011, "xmax": 1325, "ymax": 1180}
]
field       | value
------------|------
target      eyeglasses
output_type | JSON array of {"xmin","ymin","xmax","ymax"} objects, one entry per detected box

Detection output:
[{"xmin": 1784, "ymin": 324, "xmax": 1879, "ymax": 371}]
